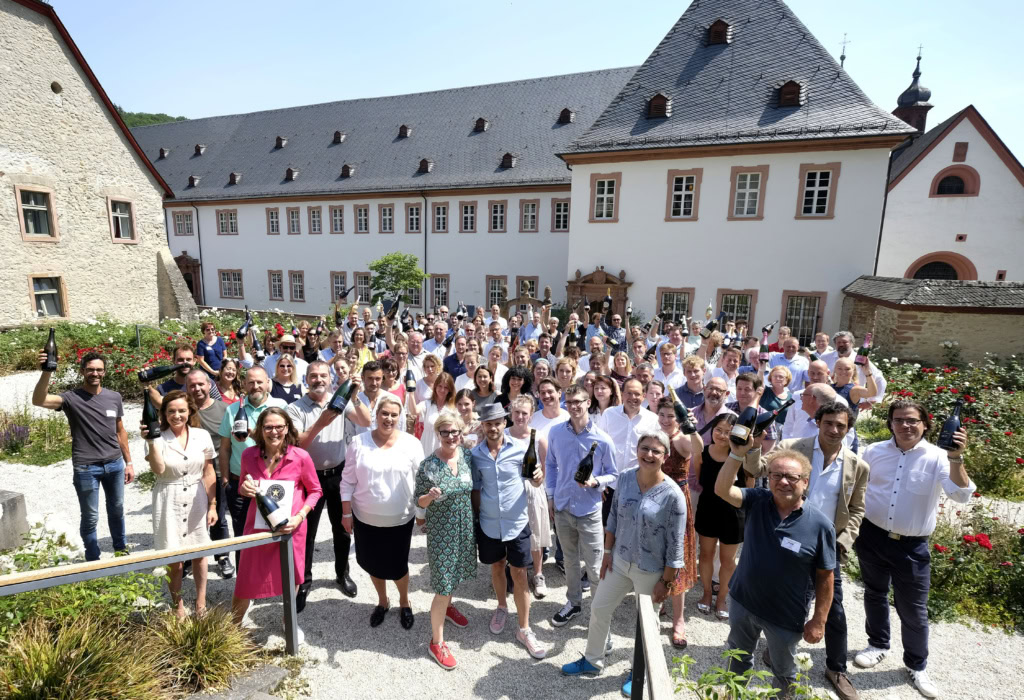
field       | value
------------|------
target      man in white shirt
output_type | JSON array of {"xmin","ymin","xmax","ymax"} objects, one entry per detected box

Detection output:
[
  {"xmin": 656, "ymin": 326, "xmax": 687, "ymax": 363},
  {"xmin": 683, "ymin": 319, "xmax": 702, "ymax": 356},
  {"xmin": 576, "ymin": 335, "xmax": 604, "ymax": 374},
  {"xmin": 785, "ymin": 384, "xmax": 839, "ymax": 441},
  {"xmin": 820, "ymin": 332, "xmax": 887, "ymax": 410},
  {"xmin": 454, "ymin": 352, "xmax": 481, "ymax": 392},
  {"xmin": 529, "ymin": 379, "xmax": 569, "ymax": 439},
  {"xmin": 262, "ymin": 334, "xmax": 309, "ymax": 384},
  {"xmin": 653, "ymin": 343, "xmax": 685, "ymax": 391},
  {"xmin": 852, "ymin": 400, "xmax": 972, "ymax": 700},
  {"xmin": 402, "ymin": 330, "xmax": 430, "ymax": 381},
  {"xmin": 769, "ymin": 338, "xmax": 809, "ymax": 393},
  {"xmin": 704, "ymin": 346, "xmax": 743, "ymax": 400},
  {"xmin": 594, "ymin": 377, "xmax": 659, "ymax": 474},
  {"xmin": 695, "ymin": 376, "xmax": 734, "ymax": 434},
  {"xmin": 485, "ymin": 304, "xmax": 507, "ymax": 331},
  {"xmin": 483, "ymin": 322, "xmax": 509, "ymax": 363},
  {"xmin": 422, "ymin": 321, "xmax": 449, "ymax": 358},
  {"xmin": 813, "ymin": 332, "xmax": 834, "ymax": 358},
  {"xmin": 340, "ymin": 306, "xmax": 361, "ymax": 345},
  {"xmin": 530, "ymin": 334, "xmax": 558, "ymax": 367}
]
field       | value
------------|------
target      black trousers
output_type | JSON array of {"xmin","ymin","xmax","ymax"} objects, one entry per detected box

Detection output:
[
  {"xmin": 208, "ymin": 477, "xmax": 230, "ymax": 561},
  {"xmin": 855, "ymin": 518, "xmax": 931, "ymax": 671},
  {"xmin": 224, "ymin": 476, "xmax": 249, "ymax": 568},
  {"xmin": 302, "ymin": 466, "xmax": 352, "ymax": 585},
  {"xmin": 804, "ymin": 541, "xmax": 848, "ymax": 672}
]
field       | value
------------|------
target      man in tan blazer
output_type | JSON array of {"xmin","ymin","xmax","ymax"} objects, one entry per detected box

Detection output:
[{"xmin": 744, "ymin": 400, "xmax": 868, "ymax": 700}]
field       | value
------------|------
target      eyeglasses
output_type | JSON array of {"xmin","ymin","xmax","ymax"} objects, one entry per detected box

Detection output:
[
  {"xmin": 281, "ymin": 345, "xmax": 296, "ymax": 350},
  {"xmin": 438, "ymin": 429, "xmax": 461, "ymax": 438},
  {"xmin": 638, "ymin": 446, "xmax": 666, "ymax": 456},
  {"xmin": 262, "ymin": 425, "xmax": 287, "ymax": 433},
  {"xmin": 565, "ymin": 399, "xmax": 587, "ymax": 407},
  {"xmin": 769, "ymin": 472, "xmax": 804, "ymax": 483},
  {"xmin": 892, "ymin": 418, "xmax": 923, "ymax": 427}
]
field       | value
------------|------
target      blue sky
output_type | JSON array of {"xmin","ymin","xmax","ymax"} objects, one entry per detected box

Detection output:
[{"xmin": 53, "ymin": 0, "xmax": 1023, "ymax": 158}]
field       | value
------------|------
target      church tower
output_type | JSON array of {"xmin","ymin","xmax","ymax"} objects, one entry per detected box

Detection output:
[{"xmin": 892, "ymin": 52, "xmax": 933, "ymax": 132}]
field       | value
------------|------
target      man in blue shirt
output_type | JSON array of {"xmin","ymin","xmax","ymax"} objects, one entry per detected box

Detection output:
[
  {"xmin": 546, "ymin": 385, "xmax": 618, "ymax": 627},
  {"xmin": 471, "ymin": 403, "xmax": 548, "ymax": 659},
  {"xmin": 442, "ymin": 334, "xmax": 468, "ymax": 378},
  {"xmin": 715, "ymin": 443, "xmax": 836, "ymax": 697}
]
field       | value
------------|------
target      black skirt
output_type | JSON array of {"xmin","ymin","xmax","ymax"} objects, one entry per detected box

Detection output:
[{"xmin": 353, "ymin": 516, "xmax": 415, "ymax": 580}]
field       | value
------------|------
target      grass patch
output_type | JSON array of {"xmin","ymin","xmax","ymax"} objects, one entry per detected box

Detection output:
[{"xmin": 0, "ymin": 406, "xmax": 72, "ymax": 466}]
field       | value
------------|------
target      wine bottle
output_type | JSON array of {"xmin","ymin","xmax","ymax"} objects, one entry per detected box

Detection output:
[
  {"xmin": 643, "ymin": 344, "xmax": 659, "ymax": 363},
  {"xmin": 334, "ymin": 303, "xmax": 344, "ymax": 328},
  {"xmin": 443, "ymin": 329, "xmax": 455, "ymax": 349},
  {"xmin": 759, "ymin": 331, "xmax": 770, "ymax": 363},
  {"xmin": 404, "ymin": 369, "xmax": 417, "ymax": 394},
  {"xmin": 574, "ymin": 442, "xmax": 598, "ymax": 484},
  {"xmin": 250, "ymin": 330, "xmax": 266, "ymax": 362},
  {"xmin": 42, "ymin": 327, "xmax": 58, "ymax": 371},
  {"xmin": 572, "ymin": 298, "xmax": 582, "ymax": 312},
  {"xmin": 387, "ymin": 297, "xmax": 401, "ymax": 321},
  {"xmin": 705, "ymin": 299, "xmax": 714, "ymax": 320},
  {"xmin": 327, "ymin": 379, "xmax": 358, "ymax": 413},
  {"xmin": 808, "ymin": 350, "xmax": 819, "ymax": 362},
  {"xmin": 253, "ymin": 483, "xmax": 288, "ymax": 532},
  {"xmin": 937, "ymin": 398, "xmax": 964, "ymax": 451},
  {"xmin": 626, "ymin": 300, "xmax": 633, "ymax": 318},
  {"xmin": 729, "ymin": 406, "xmax": 757, "ymax": 445},
  {"xmin": 314, "ymin": 318, "xmax": 325, "ymax": 336},
  {"xmin": 137, "ymin": 363, "xmax": 188, "ymax": 383},
  {"xmin": 583, "ymin": 296, "xmax": 590, "ymax": 312},
  {"xmin": 237, "ymin": 305, "xmax": 252, "ymax": 337},
  {"xmin": 290, "ymin": 324, "xmax": 299, "ymax": 338},
  {"xmin": 142, "ymin": 389, "xmax": 161, "ymax": 440},
  {"xmin": 668, "ymin": 386, "xmax": 696, "ymax": 435},
  {"xmin": 721, "ymin": 335, "xmax": 732, "ymax": 348},
  {"xmin": 761, "ymin": 320, "xmax": 779, "ymax": 336},
  {"xmin": 699, "ymin": 312, "xmax": 722, "ymax": 339},
  {"xmin": 603, "ymin": 287, "xmax": 613, "ymax": 312},
  {"xmin": 855, "ymin": 333, "xmax": 873, "ymax": 366},
  {"xmin": 751, "ymin": 398, "xmax": 796, "ymax": 437},
  {"xmin": 521, "ymin": 429, "xmax": 538, "ymax": 478},
  {"xmin": 232, "ymin": 401, "xmax": 250, "ymax": 440}
]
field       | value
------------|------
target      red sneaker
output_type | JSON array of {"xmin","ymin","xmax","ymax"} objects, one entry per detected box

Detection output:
[
  {"xmin": 445, "ymin": 604, "xmax": 469, "ymax": 628},
  {"xmin": 429, "ymin": 641, "xmax": 457, "ymax": 670}
]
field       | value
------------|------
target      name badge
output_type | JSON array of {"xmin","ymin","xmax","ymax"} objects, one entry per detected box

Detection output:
[
  {"xmin": 106, "ymin": 409, "xmax": 117, "ymax": 418},
  {"xmin": 780, "ymin": 536, "xmax": 801, "ymax": 553}
]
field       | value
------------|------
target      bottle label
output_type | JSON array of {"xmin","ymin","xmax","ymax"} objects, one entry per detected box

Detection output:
[
  {"xmin": 759, "ymin": 351, "xmax": 769, "ymax": 362},
  {"xmin": 730, "ymin": 424, "xmax": 752, "ymax": 442},
  {"xmin": 232, "ymin": 419, "xmax": 248, "ymax": 435},
  {"xmin": 266, "ymin": 508, "xmax": 288, "ymax": 528}
]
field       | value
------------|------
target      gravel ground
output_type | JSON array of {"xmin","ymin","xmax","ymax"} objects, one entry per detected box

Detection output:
[{"xmin": 3, "ymin": 371, "xmax": 1023, "ymax": 700}]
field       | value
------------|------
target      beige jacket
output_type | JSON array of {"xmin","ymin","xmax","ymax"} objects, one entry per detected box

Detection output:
[{"xmin": 743, "ymin": 436, "xmax": 869, "ymax": 560}]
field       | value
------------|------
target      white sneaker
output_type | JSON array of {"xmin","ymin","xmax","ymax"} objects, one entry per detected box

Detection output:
[
  {"xmin": 854, "ymin": 645, "xmax": 888, "ymax": 668},
  {"xmin": 909, "ymin": 668, "xmax": 939, "ymax": 698},
  {"xmin": 515, "ymin": 626, "xmax": 548, "ymax": 659},
  {"xmin": 533, "ymin": 573, "xmax": 548, "ymax": 599}
]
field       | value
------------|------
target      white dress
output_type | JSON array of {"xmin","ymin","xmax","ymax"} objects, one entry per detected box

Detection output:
[{"xmin": 148, "ymin": 427, "xmax": 215, "ymax": 550}]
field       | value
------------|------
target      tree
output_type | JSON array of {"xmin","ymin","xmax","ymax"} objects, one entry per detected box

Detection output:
[
  {"xmin": 367, "ymin": 253, "xmax": 428, "ymax": 305},
  {"xmin": 115, "ymin": 105, "xmax": 187, "ymax": 128}
]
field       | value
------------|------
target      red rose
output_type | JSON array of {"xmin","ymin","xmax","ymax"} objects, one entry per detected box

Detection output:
[
  {"xmin": 928, "ymin": 414, "xmax": 934, "ymax": 420},
  {"xmin": 993, "ymin": 411, "xmax": 999, "ymax": 416},
  {"xmin": 978, "ymin": 540, "xmax": 993, "ymax": 551},
  {"xmin": 1017, "ymin": 528, "xmax": 1024, "ymax": 535},
  {"xmin": 229, "ymin": 332, "xmax": 237, "ymax": 340},
  {"xmin": 966, "ymin": 396, "xmax": 976, "ymax": 403},
  {"xmin": 992, "ymin": 517, "xmax": 1000, "ymax": 521},
  {"xmin": 935, "ymin": 386, "xmax": 945, "ymax": 393},
  {"xmin": 963, "ymin": 535, "xmax": 976, "ymax": 544},
  {"xmin": 973, "ymin": 492, "xmax": 981, "ymax": 498},
  {"xmin": 950, "ymin": 388, "xmax": 959, "ymax": 394},
  {"xmin": 1001, "ymin": 562, "xmax": 1013, "ymax": 567},
  {"xmin": 933, "ymin": 544, "xmax": 949, "ymax": 553}
]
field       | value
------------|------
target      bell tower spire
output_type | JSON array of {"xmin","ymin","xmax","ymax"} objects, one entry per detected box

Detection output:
[{"xmin": 892, "ymin": 48, "xmax": 933, "ymax": 132}]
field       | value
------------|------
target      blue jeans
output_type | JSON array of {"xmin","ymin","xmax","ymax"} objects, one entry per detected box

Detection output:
[
  {"xmin": 72, "ymin": 458, "xmax": 127, "ymax": 561},
  {"xmin": 727, "ymin": 595, "xmax": 803, "ymax": 693}
]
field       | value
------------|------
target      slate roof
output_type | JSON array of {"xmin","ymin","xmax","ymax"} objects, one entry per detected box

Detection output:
[
  {"xmin": 130, "ymin": 68, "xmax": 637, "ymax": 201},
  {"xmin": 565, "ymin": 0, "xmax": 915, "ymax": 155},
  {"xmin": 888, "ymin": 109, "xmax": 964, "ymax": 183},
  {"xmin": 843, "ymin": 276, "xmax": 1024, "ymax": 310}
]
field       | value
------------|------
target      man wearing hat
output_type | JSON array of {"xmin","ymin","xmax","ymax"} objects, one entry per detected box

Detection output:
[
  {"xmin": 262, "ymin": 333, "xmax": 309, "ymax": 382},
  {"xmin": 470, "ymin": 403, "xmax": 548, "ymax": 660}
]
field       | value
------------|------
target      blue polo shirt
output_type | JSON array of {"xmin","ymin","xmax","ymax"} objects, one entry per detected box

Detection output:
[
  {"xmin": 729, "ymin": 488, "xmax": 836, "ymax": 632},
  {"xmin": 470, "ymin": 436, "xmax": 529, "ymax": 542}
]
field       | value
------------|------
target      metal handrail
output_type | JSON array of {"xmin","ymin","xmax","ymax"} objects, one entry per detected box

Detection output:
[
  {"xmin": 631, "ymin": 593, "xmax": 675, "ymax": 699},
  {"xmin": 0, "ymin": 531, "xmax": 301, "ymax": 654}
]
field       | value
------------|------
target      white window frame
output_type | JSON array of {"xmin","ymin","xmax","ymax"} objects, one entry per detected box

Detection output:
[
  {"xmin": 801, "ymin": 170, "xmax": 832, "ymax": 216},
  {"xmin": 660, "ymin": 292, "xmax": 690, "ymax": 322},
  {"xmin": 174, "ymin": 211, "xmax": 194, "ymax": 235},
  {"xmin": 220, "ymin": 270, "xmax": 243, "ymax": 298},
  {"xmin": 593, "ymin": 179, "xmax": 616, "ymax": 220},
  {"xmin": 554, "ymin": 201, "xmax": 570, "ymax": 231},
  {"xmin": 733, "ymin": 172, "xmax": 761, "ymax": 217},
  {"xmin": 357, "ymin": 207, "xmax": 369, "ymax": 233},
  {"xmin": 720, "ymin": 294, "xmax": 752, "ymax": 324},
  {"xmin": 331, "ymin": 272, "xmax": 347, "ymax": 302},
  {"xmin": 670, "ymin": 175, "xmax": 696, "ymax": 218},
  {"xmin": 784, "ymin": 296, "xmax": 821, "ymax": 346},
  {"xmin": 491, "ymin": 202, "xmax": 505, "ymax": 231},
  {"xmin": 356, "ymin": 273, "xmax": 371, "ymax": 301},
  {"xmin": 404, "ymin": 286, "xmax": 422, "ymax": 307},
  {"xmin": 408, "ymin": 205, "xmax": 420, "ymax": 232},
  {"xmin": 331, "ymin": 207, "xmax": 344, "ymax": 233},
  {"xmin": 310, "ymin": 208, "xmax": 322, "ymax": 233},
  {"xmin": 288, "ymin": 209, "xmax": 301, "ymax": 234},
  {"xmin": 268, "ymin": 209, "xmax": 280, "ymax": 234},
  {"xmin": 110, "ymin": 200, "xmax": 135, "ymax": 241},
  {"xmin": 380, "ymin": 206, "xmax": 394, "ymax": 233},
  {"xmin": 218, "ymin": 210, "xmax": 239, "ymax": 235},
  {"xmin": 269, "ymin": 271, "xmax": 284, "ymax": 301},
  {"xmin": 521, "ymin": 201, "xmax": 538, "ymax": 231},
  {"xmin": 462, "ymin": 204, "xmax": 475, "ymax": 232},
  {"xmin": 488, "ymin": 277, "xmax": 504, "ymax": 308},
  {"xmin": 290, "ymin": 271, "xmax": 305, "ymax": 302},
  {"xmin": 31, "ymin": 276, "xmax": 65, "ymax": 317},
  {"xmin": 435, "ymin": 204, "xmax": 447, "ymax": 232},
  {"xmin": 432, "ymin": 276, "xmax": 449, "ymax": 309}
]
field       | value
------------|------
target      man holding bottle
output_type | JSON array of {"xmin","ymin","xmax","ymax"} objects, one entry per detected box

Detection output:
[
  {"xmin": 546, "ymin": 385, "xmax": 618, "ymax": 628},
  {"xmin": 33, "ymin": 350, "xmax": 134, "ymax": 561},
  {"xmin": 852, "ymin": 400, "xmax": 971, "ymax": 699},
  {"xmin": 821, "ymin": 332, "xmax": 887, "ymax": 411},
  {"xmin": 147, "ymin": 344, "xmax": 221, "ymax": 407}
]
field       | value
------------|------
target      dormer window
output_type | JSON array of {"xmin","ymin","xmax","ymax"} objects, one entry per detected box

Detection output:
[
  {"xmin": 285, "ymin": 167, "xmax": 299, "ymax": 181},
  {"xmin": 229, "ymin": 172, "xmax": 242, "ymax": 185},
  {"xmin": 647, "ymin": 93, "xmax": 671, "ymax": 119},
  {"xmin": 341, "ymin": 164, "xmax": 355, "ymax": 178},
  {"xmin": 500, "ymin": 153, "xmax": 517, "ymax": 169},
  {"xmin": 778, "ymin": 81, "xmax": 802, "ymax": 107},
  {"xmin": 474, "ymin": 118, "xmax": 489, "ymax": 133},
  {"xmin": 158, "ymin": 147, "xmax": 170, "ymax": 159},
  {"xmin": 275, "ymin": 136, "xmax": 288, "ymax": 149},
  {"xmin": 333, "ymin": 131, "xmax": 346, "ymax": 144},
  {"xmin": 188, "ymin": 175, "xmax": 201, "ymax": 187},
  {"xmin": 398, "ymin": 125, "xmax": 411, "ymax": 139},
  {"xmin": 558, "ymin": 108, "xmax": 575, "ymax": 125},
  {"xmin": 418, "ymin": 159, "xmax": 434, "ymax": 174},
  {"xmin": 194, "ymin": 144, "xmax": 206, "ymax": 155},
  {"xmin": 708, "ymin": 19, "xmax": 731, "ymax": 45}
]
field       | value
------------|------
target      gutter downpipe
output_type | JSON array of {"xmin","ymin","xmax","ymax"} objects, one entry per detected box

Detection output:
[
  {"xmin": 192, "ymin": 203, "xmax": 206, "ymax": 305},
  {"xmin": 421, "ymin": 191, "xmax": 429, "ymax": 311}
]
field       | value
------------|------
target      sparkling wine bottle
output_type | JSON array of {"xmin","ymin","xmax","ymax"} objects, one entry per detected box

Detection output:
[
  {"xmin": 752, "ymin": 398, "xmax": 796, "ymax": 437},
  {"xmin": 142, "ymin": 390, "xmax": 161, "ymax": 440},
  {"xmin": 137, "ymin": 363, "xmax": 188, "ymax": 383},
  {"xmin": 404, "ymin": 369, "xmax": 416, "ymax": 394},
  {"xmin": 730, "ymin": 406, "xmax": 757, "ymax": 445},
  {"xmin": 669, "ymin": 386, "xmax": 696, "ymax": 435},
  {"xmin": 759, "ymin": 331, "xmax": 770, "ymax": 363},
  {"xmin": 761, "ymin": 320, "xmax": 779, "ymax": 336},
  {"xmin": 327, "ymin": 379, "xmax": 357, "ymax": 413},
  {"xmin": 574, "ymin": 442, "xmax": 598, "ymax": 484},
  {"xmin": 700, "ymin": 312, "xmax": 724, "ymax": 339},
  {"xmin": 250, "ymin": 330, "xmax": 266, "ymax": 362},
  {"xmin": 237, "ymin": 305, "xmax": 252, "ymax": 337},
  {"xmin": 232, "ymin": 401, "xmax": 250, "ymax": 440},
  {"xmin": 937, "ymin": 398, "xmax": 964, "ymax": 451},
  {"xmin": 855, "ymin": 333, "xmax": 873, "ymax": 366},
  {"xmin": 42, "ymin": 327, "xmax": 58, "ymax": 371},
  {"xmin": 603, "ymin": 287, "xmax": 613, "ymax": 313},
  {"xmin": 252, "ymin": 480, "xmax": 288, "ymax": 532},
  {"xmin": 521, "ymin": 429, "xmax": 538, "ymax": 478}
]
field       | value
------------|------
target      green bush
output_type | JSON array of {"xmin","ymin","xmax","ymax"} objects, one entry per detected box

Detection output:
[
  {"xmin": 148, "ymin": 607, "xmax": 260, "ymax": 693},
  {"xmin": 0, "ymin": 406, "xmax": 72, "ymax": 465},
  {"xmin": 673, "ymin": 648, "xmax": 831, "ymax": 699}
]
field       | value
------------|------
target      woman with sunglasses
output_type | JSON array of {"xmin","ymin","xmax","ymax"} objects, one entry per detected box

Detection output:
[
  {"xmin": 270, "ymin": 354, "xmax": 303, "ymax": 404},
  {"xmin": 414, "ymin": 411, "xmax": 476, "ymax": 669}
]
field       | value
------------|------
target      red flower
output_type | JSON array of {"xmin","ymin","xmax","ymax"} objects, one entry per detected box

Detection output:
[
  {"xmin": 949, "ymin": 556, "xmax": 955, "ymax": 562},
  {"xmin": 1001, "ymin": 562, "xmax": 1013, "ymax": 567},
  {"xmin": 976, "ymin": 533, "xmax": 992, "ymax": 550},
  {"xmin": 935, "ymin": 386, "xmax": 946, "ymax": 393},
  {"xmin": 993, "ymin": 411, "xmax": 999, "ymax": 416},
  {"xmin": 973, "ymin": 492, "xmax": 982, "ymax": 498},
  {"xmin": 933, "ymin": 544, "xmax": 949, "ymax": 553},
  {"xmin": 992, "ymin": 517, "xmax": 1000, "ymax": 521},
  {"xmin": 963, "ymin": 534, "xmax": 977, "ymax": 544},
  {"xmin": 950, "ymin": 388, "xmax": 959, "ymax": 394},
  {"xmin": 928, "ymin": 414, "xmax": 934, "ymax": 420},
  {"xmin": 1017, "ymin": 528, "xmax": 1024, "ymax": 535},
  {"xmin": 229, "ymin": 332, "xmax": 237, "ymax": 340},
  {"xmin": 1007, "ymin": 432, "xmax": 1014, "ymax": 436}
]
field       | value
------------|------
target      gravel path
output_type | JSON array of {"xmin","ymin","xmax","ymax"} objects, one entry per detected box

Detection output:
[{"xmin": 2, "ymin": 372, "xmax": 1023, "ymax": 700}]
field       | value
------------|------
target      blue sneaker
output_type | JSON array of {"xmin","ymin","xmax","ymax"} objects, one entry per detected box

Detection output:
[
  {"xmin": 581, "ymin": 572, "xmax": 591, "ymax": 592},
  {"xmin": 620, "ymin": 669, "xmax": 632, "ymax": 697},
  {"xmin": 561, "ymin": 655, "xmax": 600, "ymax": 676}
]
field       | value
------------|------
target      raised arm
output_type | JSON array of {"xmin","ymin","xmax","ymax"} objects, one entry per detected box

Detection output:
[
  {"xmin": 32, "ymin": 353, "xmax": 63, "ymax": 410},
  {"xmin": 714, "ymin": 447, "xmax": 747, "ymax": 508}
]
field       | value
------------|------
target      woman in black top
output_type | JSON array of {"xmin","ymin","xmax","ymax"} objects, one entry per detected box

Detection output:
[
  {"xmin": 497, "ymin": 367, "xmax": 532, "ymax": 426},
  {"xmin": 269, "ymin": 355, "xmax": 303, "ymax": 404},
  {"xmin": 693, "ymin": 413, "xmax": 750, "ymax": 619}
]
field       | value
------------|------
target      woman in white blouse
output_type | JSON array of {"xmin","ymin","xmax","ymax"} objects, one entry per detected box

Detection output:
[
  {"xmin": 342, "ymin": 395, "xmax": 426, "ymax": 630},
  {"xmin": 141, "ymin": 390, "xmax": 217, "ymax": 619}
]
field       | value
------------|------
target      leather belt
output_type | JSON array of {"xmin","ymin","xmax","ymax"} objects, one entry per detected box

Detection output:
[{"xmin": 318, "ymin": 462, "xmax": 345, "ymax": 478}]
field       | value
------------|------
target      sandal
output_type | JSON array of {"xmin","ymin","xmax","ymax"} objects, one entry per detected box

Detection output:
[
  {"xmin": 696, "ymin": 602, "xmax": 711, "ymax": 614},
  {"xmin": 659, "ymin": 603, "xmax": 670, "ymax": 619},
  {"xmin": 671, "ymin": 634, "xmax": 688, "ymax": 649},
  {"xmin": 715, "ymin": 609, "xmax": 729, "ymax": 620}
]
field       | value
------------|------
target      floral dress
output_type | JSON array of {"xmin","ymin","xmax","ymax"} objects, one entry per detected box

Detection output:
[
  {"xmin": 415, "ymin": 447, "xmax": 477, "ymax": 595},
  {"xmin": 661, "ymin": 435, "xmax": 698, "ymax": 592}
]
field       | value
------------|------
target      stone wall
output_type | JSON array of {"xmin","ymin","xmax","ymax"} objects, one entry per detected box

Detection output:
[
  {"xmin": 157, "ymin": 249, "xmax": 198, "ymax": 321},
  {"xmin": 841, "ymin": 296, "xmax": 1023, "ymax": 364},
  {"xmin": 0, "ymin": 1, "xmax": 170, "ymax": 326}
]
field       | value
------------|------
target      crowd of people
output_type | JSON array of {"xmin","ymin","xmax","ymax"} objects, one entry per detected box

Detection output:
[{"xmin": 31, "ymin": 298, "xmax": 974, "ymax": 700}]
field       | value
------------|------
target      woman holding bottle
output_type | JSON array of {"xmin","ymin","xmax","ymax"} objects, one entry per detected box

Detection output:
[
  {"xmin": 141, "ymin": 390, "xmax": 217, "ymax": 619},
  {"xmin": 414, "ymin": 411, "xmax": 477, "ymax": 669},
  {"xmin": 232, "ymin": 408, "xmax": 321, "ymax": 642}
]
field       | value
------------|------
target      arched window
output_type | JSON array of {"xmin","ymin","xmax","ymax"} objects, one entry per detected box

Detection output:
[
  {"xmin": 913, "ymin": 262, "xmax": 959, "ymax": 280},
  {"xmin": 936, "ymin": 175, "xmax": 965, "ymax": 195}
]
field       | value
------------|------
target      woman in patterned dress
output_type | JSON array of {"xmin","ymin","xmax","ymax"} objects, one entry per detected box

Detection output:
[
  {"xmin": 655, "ymin": 397, "xmax": 703, "ymax": 647},
  {"xmin": 414, "ymin": 411, "xmax": 477, "ymax": 670}
]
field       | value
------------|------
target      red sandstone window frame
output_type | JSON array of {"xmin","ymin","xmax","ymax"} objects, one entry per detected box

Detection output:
[
  {"xmin": 286, "ymin": 207, "xmax": 301, "ymax": 235},
  {"xmin": 779, "ymin": 290, "xmax": 828, "ymax": 345},
  {"xmin": 329, "ymin": 271, "xmax": 347, "ymax": 303},
  {"xmin": 107, "ymin": 197, "xmax": 139, "ymax": 244},
  {"xmin": 172, "ymin": 210, "xmax": 194, "ymax": 236},
  {"xmin": 218, "ymin": 269, "xmax": 244, "ymax": 299},
  {"xmin": 288, "ymin": 270, "xmax": 306, "ymax": 303},
  {"xmin": 459, "ymin": 201, "xmax": 477, "ymax": 233},
  {"xmin": 431, "ymin": 273, "xmax": 450, "ymax": 310},
  {"xmin": 485, "ymin": 275, "xmax": 507, "ymax": 308},
  {"xmin": 355, "ymin": 205, "xmax": 369, "ymax": 234},
  {"xmin": 552, "ymin": 198, "xmax": 570, "ymax": 232},
  {"xmin": 355, "ymin": 271, "xmax": 372, "ymax": 302},
  {"xmin": 308, "ymin": 205, "xmax": 323, "ymax": 235},
  {"xmin": 268, "ymin": 270, "xmax": 284, "ymax": 301},
  {"xmin": 405, "ymin": 202, "xmax": 421, "ymax": 234},
  {"xmin": 656, "ymin": 287, "xmax": 695, "ymax": 322},
  {"xmin": 727, "ymin": 165, "xmax": 770, "ymax": 221},
  {"xmin": 433, "ymin": 201, "xmax": 449, "ymax": 233},
  {"xmin": 488, "ymin": 200, "xmax": 508, "ymax": 233},
  {"xmin": 929, "ymin": 164, "xmax": 980, "ymax": 198},
  {"xmin": 329, "ymin": 205, "xmax": 344, "ymax": 234},
  {"xmin": 378, "ymin": 203, "xmax": 395, "ymax": 234},
  {"xmin": 519, "ymin": 199, "xmax": 539, "ymax": 232},
  {"xmin": 216, "ymin": 208, "xmax": 240, "ymax": 235},
  {"xmin": 15, "ymin": 185, "xmax": 60, "ymax": 243},
  {"xmin": 664, "ymin": 168, "xmax": 703, "ymax": 221},
  {"xmin": 589, "ymin": 172, "xmax": 622, "ymax": 223},
  {"xmin": 266, "ymin": 207, "xmax": 280, "ymax": 235},
  {"xmin": 794, "ymin": 163, "xmax": 841, "ymax": 219},
  {"xmin": 716, "ymin": 288, "xmax": 758, "ymax": 326}
]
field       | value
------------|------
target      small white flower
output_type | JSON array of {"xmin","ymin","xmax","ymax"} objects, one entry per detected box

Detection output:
[
  {"xmin": 953, "ymin": 340, "xmax": 959, "ymax": 346},
  {"xmin": 913, "ymin": 363, "xmax": 921, "ymax": 368},
  {"xmin": 794, "ymin": 652, "xmax": 813, "ymax": 672},
  {"xmin": 891, "ymin": 357, "xmax": 899, "ymax": 363},
  {"xmin": 152, "ymin": 566, "xmax": 168, "ymax": 577}
]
